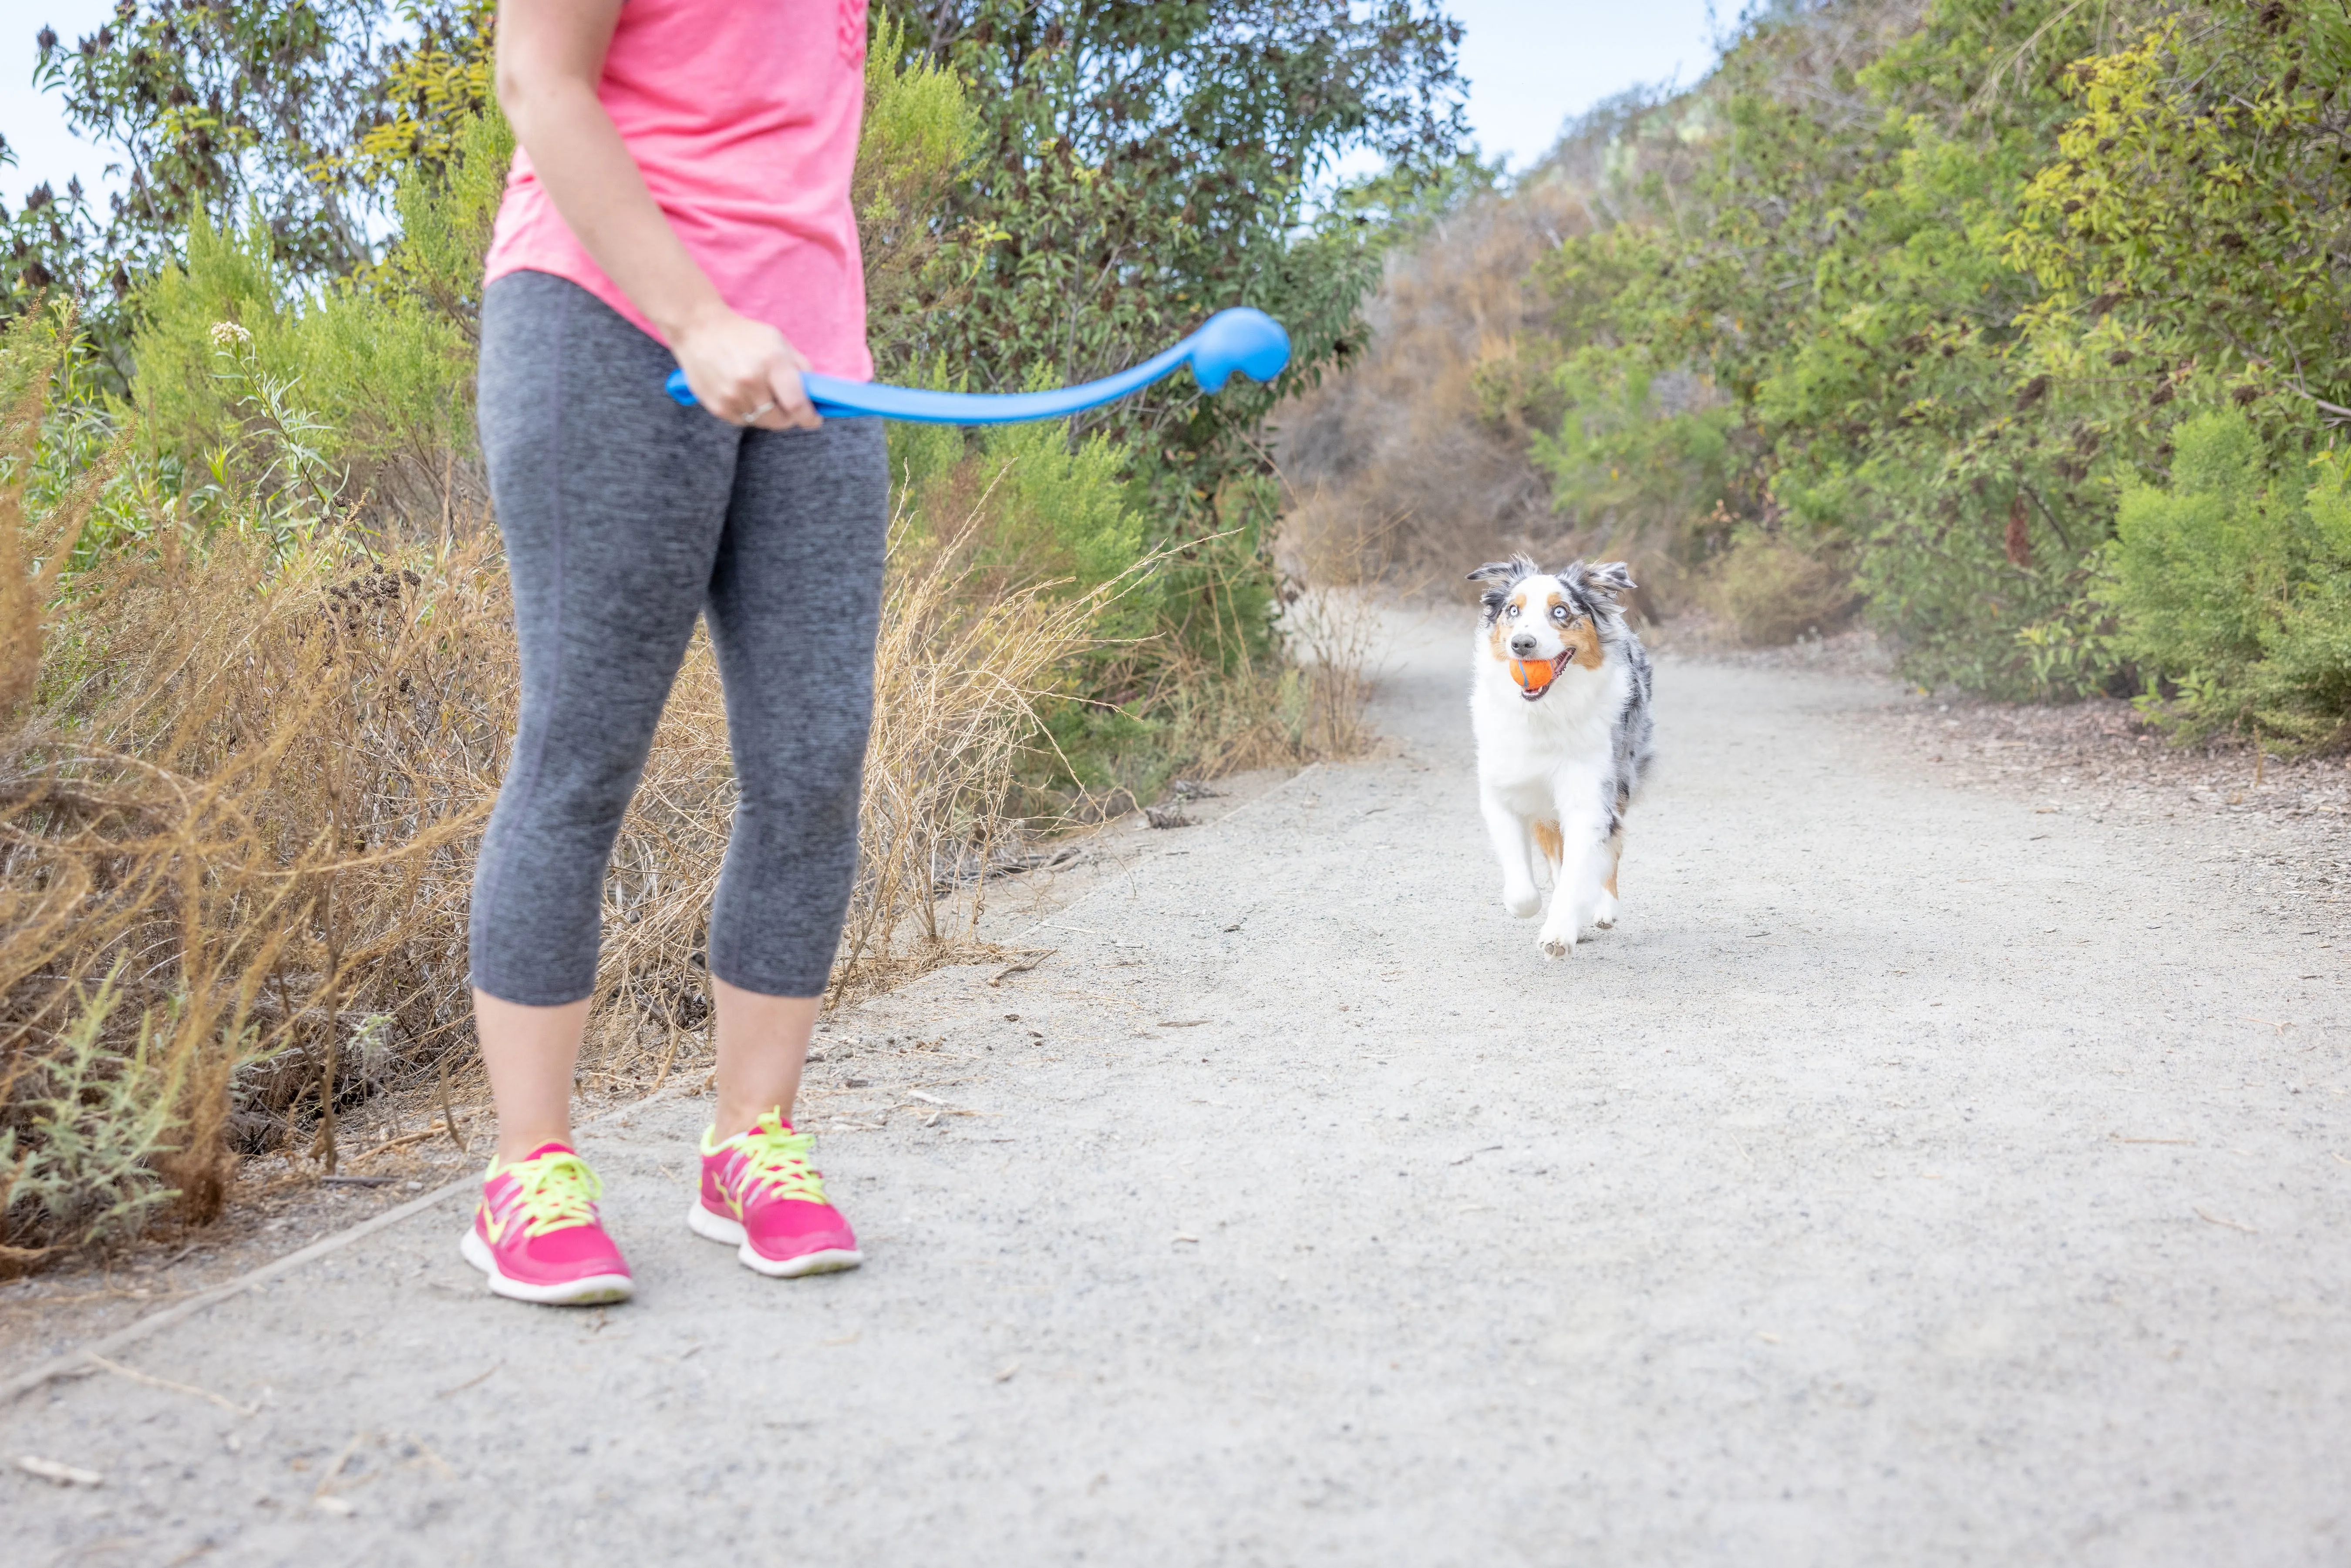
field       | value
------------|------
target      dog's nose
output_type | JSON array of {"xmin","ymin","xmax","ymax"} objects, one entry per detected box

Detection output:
[{"xmin": 1508, "ymin": 633, "xmax": 1538, "ymax": 656}]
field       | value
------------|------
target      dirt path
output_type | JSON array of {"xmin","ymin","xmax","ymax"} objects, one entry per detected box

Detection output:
[{"xmin": 7, "ymin": 609, "xmax": 2347, "ymax": 1565}]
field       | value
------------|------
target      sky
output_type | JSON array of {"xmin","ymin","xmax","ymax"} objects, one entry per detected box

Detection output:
[
  {"xmin": 3, "ymin": 0, "xmax": 1726, "ymax": 215},
  {"xmin": 5, "ymin": 0, "xmax": 115, "ymax": 211},
  {"xmin": 1447, "ymin": 0, "xmax": 1722, "ymax": 173}
]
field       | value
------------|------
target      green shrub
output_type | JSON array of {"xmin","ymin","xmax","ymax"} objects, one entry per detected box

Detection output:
[
  {"xmin": 0, "ymin": 973, "xmax": 189, "ymax": 1256},
  {"xmin": 128, "ymin": 205, "xmax": 481, "ymax": 535},
  {"xmin": 1530, "ymin": 343, "xmax": 1737, "ymax": 554},
  {"xmin": 1463, "ymin": 0, "xmax": 2351, "ymax": 708},
  {"xmin": 1854, "ymin": 496, "xmax": 2097, "ymax": 700},
  {"xmin": 2106, "ymin": 411, "xmax": 2351, "ymax": 747}
]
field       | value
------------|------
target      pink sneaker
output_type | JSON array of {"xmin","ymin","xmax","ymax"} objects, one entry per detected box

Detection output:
[
  {"xmin": 689, "ymin": 1110, "xmax": 863, "ymax": 1278},
  {"xmin": 458, "ymin": 1143, "xmax": 635, "ymax": 1306}
]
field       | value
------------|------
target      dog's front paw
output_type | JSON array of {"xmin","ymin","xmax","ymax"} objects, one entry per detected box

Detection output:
[
  {"xmin": 1502, "ymin": 885, "xmax": 1541, "ymax": 919},
  {"xmin": 1538, "ymin": 929, "xmax": 1575, "ymax": 959},
  {"xmin": 1592, "ymin": 892, "xmax": 1619, "ymax": 930}
]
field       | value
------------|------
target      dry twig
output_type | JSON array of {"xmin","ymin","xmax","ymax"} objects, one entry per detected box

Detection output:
[{"xmin": 86, "ymin": 1353, "xmax": 258, "ymax": 1416}]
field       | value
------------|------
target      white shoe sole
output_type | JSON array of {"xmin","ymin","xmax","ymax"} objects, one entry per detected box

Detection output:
[
  {"xmin": 459, "ymin": 1227, "xmax": 635, "ymax": 1306},
  {"xmin": 686, "ymin": 1203, "xmax": 864, "ymax": 1279}
]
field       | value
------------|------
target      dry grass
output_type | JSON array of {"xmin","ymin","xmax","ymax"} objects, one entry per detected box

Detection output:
[
  {"xmin": 829, "ymin": 501, "xmax": 1139, "ymax": 1001},
  {"xmin": 1148, "ymin": 633, "xmax": 1375, "ymax": 781},
  {"xmin": 2, "ymin": 392, "xmax": 511, "ymax": 1265},
  {"xmin": 1698, "ymin": 532, "xmax": 1861, "ymax": 647},
  {"xmin": 0, "ymin": 371, "xmax": 1139, "ymax": 1268}
]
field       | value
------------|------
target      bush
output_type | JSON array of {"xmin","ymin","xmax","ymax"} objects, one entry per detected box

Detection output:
[
  {"xmin": 1701, "ymin": 531, "xmax": 1856, "ymax": 647},
  {"xmin": 2106, "ymin": 411, "xmax": 2351, "ymax": 749},
  {"xmin": 1330, "ymin": 0, "xmax": 2350, "ymax": 713}
]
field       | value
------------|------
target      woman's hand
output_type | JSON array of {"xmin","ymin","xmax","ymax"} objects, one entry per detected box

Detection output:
[{"xmin": 673, "ymin": 305, "xmax": 822, "ymax": 431}]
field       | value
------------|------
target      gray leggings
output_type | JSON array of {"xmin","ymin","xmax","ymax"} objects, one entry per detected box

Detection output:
[{"xmin": 471, "ymin": 271, "xmax": 889, "ymax": 1006}]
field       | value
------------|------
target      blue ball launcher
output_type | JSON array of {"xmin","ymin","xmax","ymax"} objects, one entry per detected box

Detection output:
[{"xmin": 663, "ymin": 306, "xmax": 1290, "ymax": 424}]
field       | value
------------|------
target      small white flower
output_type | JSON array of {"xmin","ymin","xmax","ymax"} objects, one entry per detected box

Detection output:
[{"xmin": 208, "ymin": 320, "xmax": 252, "ymax": 349}]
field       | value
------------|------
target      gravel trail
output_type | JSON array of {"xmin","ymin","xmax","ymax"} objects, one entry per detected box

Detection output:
[{"xmin": 7, "ymin": 610, "xmax": 2347, "ymax": 1565}]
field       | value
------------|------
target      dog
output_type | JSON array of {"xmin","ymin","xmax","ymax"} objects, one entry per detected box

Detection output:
[{"xmin": 1467, "ymin": 555, "xmax": 1655, "ymax": 958}]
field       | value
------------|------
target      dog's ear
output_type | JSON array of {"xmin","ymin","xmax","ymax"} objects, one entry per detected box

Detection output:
[
  {"xmin": 1567, "ymin": 560, "xmax": 1637, "ymax": 602},
  {"xmin": 1467, "ymin": 555, "xmax": 1538, "ymax": 622}
]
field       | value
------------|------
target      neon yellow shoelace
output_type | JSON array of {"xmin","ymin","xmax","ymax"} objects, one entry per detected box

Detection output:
[
  {"xmin": 713, "ymin": 1113, "xmax": 828, "ymax": 1206},
  {"xmin": 492, "ymin": 1150, "xmax": 604, "ymax": 1237}
]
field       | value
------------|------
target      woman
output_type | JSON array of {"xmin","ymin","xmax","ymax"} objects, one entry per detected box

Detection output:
[{"xmin": 458, "ymin": 0, "xmax": 885, "ymax": 1305}]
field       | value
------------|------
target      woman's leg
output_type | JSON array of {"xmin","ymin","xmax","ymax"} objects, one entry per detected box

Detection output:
[
  {"xmin": 471, "ymin": 271, "xmax": 741, "ymax": 1156},
  {"xmin": 710, "ymin": 980, "xmax": 819, "ymax": 1139},
  {"xmin": 700, "ymin": 417, "xmax": 890, "ymax": 1137},
  {"xmin": 474, "ymin": 993, "xmax": 591, "ymax": 1161}
]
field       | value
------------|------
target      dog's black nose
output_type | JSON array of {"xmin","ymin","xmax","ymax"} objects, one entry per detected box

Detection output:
[{"xmin": 1508, "ymin": 633, "xmax": 1538, "ymax": 656}]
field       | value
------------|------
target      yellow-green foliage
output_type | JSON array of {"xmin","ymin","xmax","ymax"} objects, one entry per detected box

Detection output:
[
  {"xmin": 118, "ymin": 103, "xmax": 517, "ymax": 538},
  {"xmin": 984, "ymin": 423, "xmax": 1148, "ymax": 616},
  {"xmin": 859, "ymin": 13, "xmax": 980, "ymax": 229},
  {"xmin": 131, "ymin": 216, "xmax": 473, "ymax": 497},
  {"xmin": 858, "ymin": 14, "xmax": 981, "ymax": 372},
  {"xmin": 348, "ymin": 0, "xmax": 498, "ymax": 182},
  {"xmin": 888, "ymin": 415, "xmax": 1159, "ymax": 646},
  {"xmin": 2107, "ymin": 411, "xmax": 2351, "ymax": 747},
  {"xmin": 374, "ymin": 104, "xmax": 517, "ymax": 328}
]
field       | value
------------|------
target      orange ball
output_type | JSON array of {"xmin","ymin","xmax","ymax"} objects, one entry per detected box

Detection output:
[{"xmin": 1510, "ymin": 656, "xmax": 1556, "ymax": 694}]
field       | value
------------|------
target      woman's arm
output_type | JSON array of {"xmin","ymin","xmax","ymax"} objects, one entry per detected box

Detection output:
[{"xmin": 495, "ymin": 0, "xmax": 818, "ymax": 429}]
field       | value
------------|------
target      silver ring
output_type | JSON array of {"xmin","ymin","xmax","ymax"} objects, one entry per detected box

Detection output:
[{"xmin": 741, "ymin": 400, "xmax": 775, "ymax": 425}]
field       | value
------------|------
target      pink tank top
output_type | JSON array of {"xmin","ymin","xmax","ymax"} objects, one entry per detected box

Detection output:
[{"xmin": 484, "ymin": 0, "xmax": 873, "ymax": 381}]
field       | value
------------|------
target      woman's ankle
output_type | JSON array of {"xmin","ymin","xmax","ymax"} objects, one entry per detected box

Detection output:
[
  {"xmin": 709, "ymin": 1101, "xmax": 792, "ymax": 1143},
  {"xmin": 493, "ymin": 1127, "xmax": 575, "ymax": 1164}
]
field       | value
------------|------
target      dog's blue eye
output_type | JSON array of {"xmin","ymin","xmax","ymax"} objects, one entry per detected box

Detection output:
[
  {"xmin": 1505, "ymin": 605, "xmax": 1518, "ymax": 618},
  {"xmin": 1551, "ymin": 605, "xmax": 1568, "ymax": 621}
]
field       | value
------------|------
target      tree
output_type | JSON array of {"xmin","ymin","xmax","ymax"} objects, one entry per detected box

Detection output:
[
  {"xmin": 885, "ymin": 3, "xmax": 1464, "ymax": 454},
  {"xmin": 10, "ymin": 0, "xmax": 449, "ymax": 318},
  {"xmin": 879, "ymin": 1, "xmax": 1466, "ymax": 661}
]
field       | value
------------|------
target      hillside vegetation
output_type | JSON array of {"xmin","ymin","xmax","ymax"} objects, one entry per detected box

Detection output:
[{"xmin": 1286, "ymin": 0, "xmax": 2350, "ymax": 748}]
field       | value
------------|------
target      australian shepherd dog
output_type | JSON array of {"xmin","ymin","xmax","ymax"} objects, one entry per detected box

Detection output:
[{"xmin": 1467, "ymin": 555, "xmax": 1655, "ymax": 958}]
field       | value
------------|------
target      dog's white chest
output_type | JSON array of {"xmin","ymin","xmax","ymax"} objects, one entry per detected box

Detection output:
[{"xmin": 1471, "ymin": 664, "xmax": 1620, "ymax": 787}]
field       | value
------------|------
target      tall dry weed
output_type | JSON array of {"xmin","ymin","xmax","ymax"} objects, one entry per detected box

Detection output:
[
  {"xmin": 835, "ymin": 503, "xmax": 1135, "ymax": 997},
  {"xmin": 1136, "ymin": 603, "xmax": 1378, "ymax": 779}
]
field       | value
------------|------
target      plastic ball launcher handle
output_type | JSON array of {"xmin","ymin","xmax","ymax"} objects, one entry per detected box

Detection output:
[{"xmin": 663, "ymin": 307, "xmax": 1291, "ymax": 424}]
